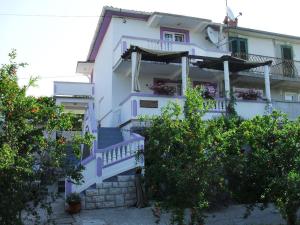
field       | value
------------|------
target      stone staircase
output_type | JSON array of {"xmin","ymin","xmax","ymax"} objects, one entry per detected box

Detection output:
[
  {"xmin": 82, "ymin": 175, "xmax": 136, "ymax": 209},
  {"xmin": 66, "ymin": 103, "xmax": 144, "ymax": 209}
]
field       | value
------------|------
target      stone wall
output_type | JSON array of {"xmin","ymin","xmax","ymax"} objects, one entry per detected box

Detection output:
[{"xmin": 83, "ymin": 175, "xmax": 136, "ymax": 209}]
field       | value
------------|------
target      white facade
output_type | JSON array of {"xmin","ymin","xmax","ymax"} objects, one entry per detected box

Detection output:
[
  {"xmin": 54, "ymin": 6, "xmax": 300, "ymax": 196},
  {"xmin": 55, "ymin": 7, "xmax": 300, "ymax": 127}
]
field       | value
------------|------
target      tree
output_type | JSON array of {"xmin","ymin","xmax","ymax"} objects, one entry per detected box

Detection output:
[
  {"xmin": 0, "ymin": 50, "xmax": 93, "ymax": 225},
  {"xmin": 143, "ymin": 87, "xmax": 227, "ymax": 224},
  {"xmin": 221, "ymin": 111, "xmax": 300, "ymax": 225}
]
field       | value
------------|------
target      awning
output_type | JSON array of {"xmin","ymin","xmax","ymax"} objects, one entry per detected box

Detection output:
[
  {"xmin": 122, "ymin": 46, "xmax": 272, "ymax": 72},
  {"xmin": 122, "ymin": 46, "xmax": 189, "ymax": 63},
  {"xmin": 191, "ymin": 55, "xmax": 272, "ymax": 72}
]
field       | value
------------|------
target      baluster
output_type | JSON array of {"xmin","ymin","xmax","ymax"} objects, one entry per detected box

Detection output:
[
  {"xmin": 110, "ymin": 149, "xmax": 116, "ymax": 162},
  {"xmin": 117, "ymin": 146, "xmax": 121, "ymax": 160},
  {"xmin": 106, "ymin": 152, "xmax": 110, "ymax": 164},
  {"xmin": 129, "ymin": 143, "xmax": 133, "ymax": 156},
  {"xmin": 114, "ymin": 148, "xmax": 118, "ymax": 161},
  {"xmin": 126, "ymin": 145, "xmax": 129, "ymax": 156},
  {"xmin": 101, "ymin": 152, "xmax": 105, "ymax": 166},
  {"xmin": 107, "ymin": 150, "xmax": 111, "ymax": 164},
  {"xmin": 115, "ymin": 147, "xmax": 118, "ymax": 161},
  {"xmin": 120, "ymin": 146, "xmax": 123, "ymax": 159},
  {"xmin": 133, "ymin": 142, "xmax": 137, "ymax": 154}
]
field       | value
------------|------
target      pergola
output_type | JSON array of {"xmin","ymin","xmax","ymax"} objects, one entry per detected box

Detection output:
[{"xmin": 122, "ymin": 46, "xmax": 273, "ymax": 104}]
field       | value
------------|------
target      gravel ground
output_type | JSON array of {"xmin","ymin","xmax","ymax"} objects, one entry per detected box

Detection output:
[
  {"xmin": 24, "ymin": 197, "xmax": 300, "ymax": 225},
  {"xmin": 76, "ymin": 204, "xmax": 288, "ymax": 225}
]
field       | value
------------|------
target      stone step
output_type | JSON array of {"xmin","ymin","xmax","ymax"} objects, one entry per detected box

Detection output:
[{"xmin": 117, "ymin": 175, "xmax": 135, "ymax": 182}]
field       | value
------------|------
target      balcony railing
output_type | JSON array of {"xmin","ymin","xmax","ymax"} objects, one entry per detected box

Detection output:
[
  {"xmin": 114, "ymin": 93, "xmax": 226, "ymax": 126},
  {"xmin": 54, "ymin": 81, "xmax": 94, "ymax": 97},
  {"xmin": 113, "ymin": 36, "xmax": 226, "ymax": 67},
  {"xmin": 232, "ymin": 52, "xmax": 300, "ymax": 78}
]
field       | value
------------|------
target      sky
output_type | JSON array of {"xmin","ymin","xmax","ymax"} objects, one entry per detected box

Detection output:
[{"xmin": 1, "ymin": 0, "xmax": 300, "ymax": 96}]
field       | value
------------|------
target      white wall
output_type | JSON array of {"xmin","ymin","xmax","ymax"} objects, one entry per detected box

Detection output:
[
  {"xmin": 93, "ymin": 20, "xmax": 114, "ymax": 126},
  {"xmin": 111, "ymin": 17, "xmax": 223, "ymax": 54}
]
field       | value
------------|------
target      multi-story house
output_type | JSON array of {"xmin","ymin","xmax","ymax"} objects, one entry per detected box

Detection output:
[{"xmin": 54, "ymin": 6, "xmax": 300, "ymax": 209}]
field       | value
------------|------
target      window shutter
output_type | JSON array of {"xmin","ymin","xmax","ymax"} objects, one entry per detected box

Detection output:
[{"xmin": 274, "ymin": 44, "xmax": 282, "ymax": 58}]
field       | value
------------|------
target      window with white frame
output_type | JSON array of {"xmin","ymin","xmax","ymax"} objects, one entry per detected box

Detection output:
[
  {"xmin": 285, "ymin": 92, "xmax": 297, "ymax": 101},
  {"xmin": 163, "ymin": 32, "xmax": 185, "ymax": 42}
]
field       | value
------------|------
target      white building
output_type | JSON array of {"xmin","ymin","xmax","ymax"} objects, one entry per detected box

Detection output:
[{"xmin": 54, "ymin": 6, "xmax": 300, "ymax": 208}]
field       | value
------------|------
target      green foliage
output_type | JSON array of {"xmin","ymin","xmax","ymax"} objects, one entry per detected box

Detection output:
[
  {"xmin": 218, "ymin": 111, "xmax": 300, "ymax": 225},
  {"xmin": 0, "ymin": 50, "xmax": 93, "ymax": 225},
  {"xmin": 143, "ymin": 86, "xmax": 227, "ymax": 224},
  {"xmin": 143, "ymin": 84, "xmax": 300, "ymax": 225}
]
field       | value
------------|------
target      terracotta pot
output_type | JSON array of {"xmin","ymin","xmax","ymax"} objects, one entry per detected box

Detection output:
[{"xmin": 67, "ymin": 202, "xmax": 81, "ymax": 214}]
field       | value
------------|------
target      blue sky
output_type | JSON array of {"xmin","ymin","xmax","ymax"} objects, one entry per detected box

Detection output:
[{"xmin": 1, "ymin": 0, "xmax": 299, "ymax": 96}]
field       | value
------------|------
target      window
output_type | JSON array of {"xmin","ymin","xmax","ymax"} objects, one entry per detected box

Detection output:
[
  {"xmin": 229, "ymin": 37, "xmax": 248, "ymax": 59},
  {"xmin": 164, "ymin": 33, "xmax": 173, "ymax": 42},
  {"xmin": 281, "ymin": 46, "xmax": 293, "ymax": 60},
  {"xmin": 285, "ymin": 92, "xmax": 297, "ymax": 101},
  {"xmin": 174, "ymin": 33, "xmax": 185, "ymax": 42},
  {"xmin": 163, "ymin": 32, "xmax": 185, "ymax": 42},
  {"xmin": 281, "ymin": 45, "xmax": 294, "ymax": 77}
]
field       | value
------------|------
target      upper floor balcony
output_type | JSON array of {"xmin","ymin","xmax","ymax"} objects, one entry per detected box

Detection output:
[
  {"xmin": 232, "ymin": 53, "xmax": 300, "ymax": 80},
  {"xmin": 54, "ymin": 81, "xmax": 94, "ymax": 114},
  {"xmin": 54, "ymin": 81, "xmax": 94, "ymax": 97},
  {"xmin": 113, "ymin": 35, "xmax": 227, "ymax": 69}
]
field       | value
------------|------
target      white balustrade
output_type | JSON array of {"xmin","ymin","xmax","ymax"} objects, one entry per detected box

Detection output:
[
  {"xmin": 95, "ymin": 136, "xmax": 144, "ymax": 168},
  {"xmin": 113, "ymin": 35, "xmax": 226, "ymax": 67}
]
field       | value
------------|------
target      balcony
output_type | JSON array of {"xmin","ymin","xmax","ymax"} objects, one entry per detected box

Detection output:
[
  {"xmin": 111, "ymin": 93, "xmax": 300, "ymax": 127},
  {"xmin": 54, "ymin": 81, "xmax": 94, "ymax": 114},
  {"xmin": 54, "ymin": 81, "xmax": 94, "ymax": 97},
  {"xmin": 112, "ymin": 93, "xmax": 227, "ymax": 126},
  {"xmin": 113, "ymin": 36, "xmax": 227, "ymax": 68},
  {"xmin": 272, "ymin": 100, "xmax": 300, "ymax": 120},
  {"xmin": 232, "ymin": 53, "xmax": 300, "ymax": 79}
]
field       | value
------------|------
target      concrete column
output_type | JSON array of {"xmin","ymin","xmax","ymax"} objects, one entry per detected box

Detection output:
[
  {"xmin": 223, "ymin": 60, "xmax": 230, "ymax": 99},
  {"xmin": 264, "ymin": 64, "xmax": 272, "ymax": 113},
  {"xmin": 264, "ymin": 64, "xmax": 271, "ymax": 102},
  {"xmin": 131, "ymin": 51, "xmax": 137, "ymax": 93},
  {"xmin": 181, "ymin": 56, "xmax": 188, "ymax": 96}
]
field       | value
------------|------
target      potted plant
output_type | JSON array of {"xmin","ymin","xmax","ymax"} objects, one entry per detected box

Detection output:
[
  {"xmin": 66, "ymin": 193, "xmax": 81, "ymax": 214},
  {"xmin": 147, "ymin": 82, "xmax": 176, "ymax": 96},
  {"xmin": 202, "ymin": 88, "xmax": 216, "ymax": 99},
  {"xmin": 237, "ymin": 89, "xmax": 261, "ymax": 100}
]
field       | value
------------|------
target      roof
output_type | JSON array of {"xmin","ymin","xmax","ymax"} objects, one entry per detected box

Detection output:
[
  {"xmin": 122, "ymin": 45, "xmax": 271, "ymax": 72},
  {"xmin": 87, "ymin": 7, "xmax": 151, "ymax": 61},
  {"xmin": 192, "ymin": 55, "xmax": 272, "ymax": 72},
  {"xmin": 122, "ymin": 46, "xmax": 189, "ymax": 63},
  {"xmin": 87, "ymin": 6, "xmax": 300, "ymax": 61},
  {"xmin": 229, "ymin": 27, "xmax": 300, "ymax": 41}
]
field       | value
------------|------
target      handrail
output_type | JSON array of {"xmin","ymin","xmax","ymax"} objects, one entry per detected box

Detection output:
[
  {"xmin": 70, "ymin": 133, "xmax": 144, "ymax": 194},
  {"xmin": 114, "ymin": 35, "xmax": 230, "ymax": 54},
  {"xmin": 119, "ymin": 92, "xmax": 186, "ymax": 106},
  {"xmin": 95, "ymin": 135, "xmax": 144, "ymax": 153},
  {"xmin": 232, "ymin": 52, "xmax": 300, "ymax": 78}
]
